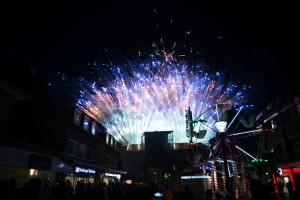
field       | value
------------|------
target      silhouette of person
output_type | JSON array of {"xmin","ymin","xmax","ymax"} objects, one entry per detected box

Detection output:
[
  {"xmin": 178, "ymin": 184, "xmax": 195, "ymax": 200},
  {"xmin": 249, "ymin": 179, "xmax": 275, "ymax": 200},
  {"xmin": 205, "ymin": 189, "xmax": 213, "ymax": 200},
  {"xmin": 286, "ymin": 181, "xmax": 293, "ymax": 196}
]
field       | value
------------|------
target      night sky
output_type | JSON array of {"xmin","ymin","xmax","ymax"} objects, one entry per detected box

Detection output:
[{"xmin": 1, "ymin": 2, "xmax": 298, "ymax": 112}]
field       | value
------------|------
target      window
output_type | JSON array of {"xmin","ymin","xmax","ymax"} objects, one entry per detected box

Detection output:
[
  {"xmin": 168, "ymin": 132, "xmax": 173, "ymax": 143},
  {"xmin": 78, "ymin": 144, "xmax": 87, "ymax": 159},
  {"xmin": 67, "ymin": 139, "xmax": 78, "ymax": 157},
  {"xmin": 91, "ymin": 122, "xmax": 96, "ymax": 135},
  {"xmin": 74, "ymin": 109, "xmax": 81, "ymax": 126},
  {"xmin": 106, "ymin": 134, "xmax": 110, "ymax": 144},
  {"xmin": 83, "ymin": 116, "xmax": 89, "ymax": 132},
  {"xmin": 271, "ymin": 119, "xmax": 277, "ymax": 129},
  {"xmin": 110, "ymin": 137, "xmax": 114, "ymax": 146},
  {"xmin": 86, "ymin": 147, "xmax": 94, "ymax": 161}
]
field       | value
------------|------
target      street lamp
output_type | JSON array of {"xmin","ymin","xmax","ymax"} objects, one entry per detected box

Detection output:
[
  {"xmin": 214, "ymin": 121, "xmax": 227, "ymax": 133},
  {"xmin": 213, "ymin": 105, "xmax": 232, "ymax": 194}
]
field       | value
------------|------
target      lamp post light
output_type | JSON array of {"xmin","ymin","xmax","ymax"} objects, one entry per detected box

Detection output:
[{"xmin": 214, "ymin": 114, "xmax": 232, "ymax": 194}]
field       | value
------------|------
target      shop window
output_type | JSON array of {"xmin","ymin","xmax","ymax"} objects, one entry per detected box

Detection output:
[
  {"xmin": 78, "ymin": 144, "xmax": 87, "ymax": 159},
  {"xmin": 29, "ymin": 169, "xmax": 38, "ymax": 176},
  {"xmin": 83, "ymin": 116, "xmax": 89, "ymax": 132},
  {"xmin": 68, "ymin": 139, "xmax": 78, "ymax": 157},
  {"xmin": 74, "ymin": 109, "xmax": 81, "ymax": 127}
]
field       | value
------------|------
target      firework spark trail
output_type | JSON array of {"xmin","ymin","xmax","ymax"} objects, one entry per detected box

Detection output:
[{"xmin": 58, "ymin": 44, "xmax": 250, "ymax": 145}]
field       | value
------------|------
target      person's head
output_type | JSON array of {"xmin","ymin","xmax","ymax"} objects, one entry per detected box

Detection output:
[
  {"xmin": 215, "ymin": 191, "xmax": 225, "ymax": 200},
  {"xmin": 0, "ymin": 179, "xmax": 9, "ymax": 190},
  {"xmin": 9, "ymin": 177, "xmax": 17, "ymax": 186},
  {"xmin": 53, "ymin": 192, "xmax": 72, "ymax": 200},
  {"xmin": 28, "ymin": 177, "xmax": 44, "ymax": 196},
  {"xmin": 225, "ymin": 193, "xmax": 233, "ymax": 200},
  {"xmin": 250, "ymin": 178, "xmax": 263, "ymax": 196},
  {"xmin": 205, "ymin": 189, "xmax": 213, "ymax": 199},
  {"xmin": 184, "ymin": 184, "xmax": 190, "ymax": 192}
]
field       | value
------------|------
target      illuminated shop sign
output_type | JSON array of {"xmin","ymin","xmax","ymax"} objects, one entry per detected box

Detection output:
[
  {"xmin": 181, "ymin": 175, "xmax": 210, "ymax": 179},
  {"xmin": 105, "ymin": 173, "xmax": 121, "ymax": 179},
  {"xmin": 75, "ymin": 167, "xmax": 96, "ymax": 174}
]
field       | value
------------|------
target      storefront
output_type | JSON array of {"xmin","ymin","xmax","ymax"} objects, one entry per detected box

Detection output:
[
  {"xmin": 62, "ymin": 159, "xmax": 126, "ymax": 187},
  {"xmin": 279, "ymin": 167, "xmax": 300, "ymax": 192},
  {"xmin": 65, "ymin": 166, "xmax": 98, "ymax": 188},
  {"xmin": 99, "ymin": 167, "xmax": 126, "ymax": 185},
  {"xmin": 0, "ymin": 145, "xmax": 73, "ymax": 186},
  {"xmin": 101, "ymin": 172, "xmax": 121, "ymax": 185}
]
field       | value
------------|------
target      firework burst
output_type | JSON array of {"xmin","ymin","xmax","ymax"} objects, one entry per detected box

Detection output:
[{"xmin": 56, "ymin": 42, "xmax": 250, "ymax": 145}]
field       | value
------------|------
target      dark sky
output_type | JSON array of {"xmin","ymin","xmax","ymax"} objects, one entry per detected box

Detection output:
[{"xmin": 1, "ymin": 2, "xmax": 298, "ymax": 112}]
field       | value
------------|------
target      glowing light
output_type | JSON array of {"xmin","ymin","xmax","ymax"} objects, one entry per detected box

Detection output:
[
  {"xmin": 214, "ymin": 121, "xmax": 227, "ymax": 133},
  {"xmin": 56, "ymin": 43, "xmax": 250, "ymax": 145},
  {"xmin": 236, "ymin": 145, "xmax": 256, "ymax": 160}
]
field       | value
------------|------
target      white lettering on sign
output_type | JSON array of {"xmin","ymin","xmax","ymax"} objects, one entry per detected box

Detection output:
[
  {"xmin": 105, "ymin": 173, "xmax": 121, "ymax": 179},
  {"xmin": 75, "ymin": 167, "xmax": 96, "ymax": 174}
]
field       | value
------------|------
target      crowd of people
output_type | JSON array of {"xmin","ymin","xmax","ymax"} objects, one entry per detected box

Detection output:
[
  {"xmin": 1, "ymin": 177, "xmax": 300, "ymax": 200},
  {"xmin": 0, "ymin": 177, "xmax": 195, "ymax": 200}
]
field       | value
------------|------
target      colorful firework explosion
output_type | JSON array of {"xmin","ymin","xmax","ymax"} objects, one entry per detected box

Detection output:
[{"xmin": 56, "ymin": 42, "xmax": 251, "ymax": 145}]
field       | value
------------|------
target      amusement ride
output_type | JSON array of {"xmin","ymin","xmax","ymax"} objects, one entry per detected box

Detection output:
[{"xmin": 185, "ymin": 103, "xmax": 274, "ymax": 199}]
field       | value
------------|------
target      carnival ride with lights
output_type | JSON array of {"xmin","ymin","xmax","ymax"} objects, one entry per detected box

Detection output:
[{"xmin": 185, "ymin": 103, "xmax": 273, "ymax": 199}]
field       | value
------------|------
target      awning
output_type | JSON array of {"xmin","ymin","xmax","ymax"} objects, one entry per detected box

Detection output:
[
  {"xmin": 101, "ymin": 166, "xmax": 127, "ymax": 175},
  {"xmin": 0, "ymin": 145, "xmax": 73, "ymax": 173},
  {"xmin": 51, "ymin": 157, "xmax": 73, "ymax": 173}
]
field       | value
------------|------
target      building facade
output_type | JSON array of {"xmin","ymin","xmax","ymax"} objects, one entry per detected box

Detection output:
[
  {"xmin": 0, "ymin": 66, "xmax": 124, "ymax": 189},
  {"xmin": 256, "ymin": 81, "xmax": 300, "ymax": 192}
]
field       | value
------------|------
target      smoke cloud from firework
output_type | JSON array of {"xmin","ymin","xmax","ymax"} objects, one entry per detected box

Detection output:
[{"xmin": 55, "ymin": 42, "xmax": 251, "ymax": 145}]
